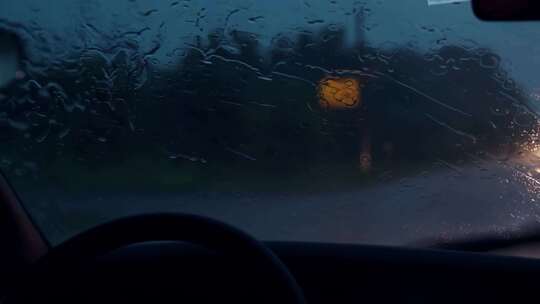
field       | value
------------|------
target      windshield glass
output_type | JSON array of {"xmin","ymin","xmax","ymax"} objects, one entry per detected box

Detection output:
[{"xmin": 2, "ymin": 0, "xmax": 540, "ymax": 247}]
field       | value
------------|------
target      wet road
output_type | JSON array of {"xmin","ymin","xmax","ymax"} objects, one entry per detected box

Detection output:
[{"xmin": 31, "ymin": 152, "xmax": 540, "ymax": 246}]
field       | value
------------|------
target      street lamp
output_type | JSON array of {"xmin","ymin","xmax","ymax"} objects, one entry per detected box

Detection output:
[{"xmin": 317, "ymin": 76, "xmax": 371, "ymax": 172}]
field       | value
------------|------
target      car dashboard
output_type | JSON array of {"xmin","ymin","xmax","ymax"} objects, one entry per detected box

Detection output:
[{"xmin": 68, "ymin": 241, "xmax": 540, "ymax": 304}]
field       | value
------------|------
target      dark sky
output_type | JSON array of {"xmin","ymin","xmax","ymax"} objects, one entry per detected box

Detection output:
[
  {"xmin": 1, "ymin": 0, "xmax": 540, "ymax": 105},
  {"xmin": 0, "ymin": 0, "xmax": 540, "ymax": 89}
]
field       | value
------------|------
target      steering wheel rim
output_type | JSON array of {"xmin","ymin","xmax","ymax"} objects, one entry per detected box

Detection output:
[{"xmin": 10, "ymin": 213, "xmax": 306, "ymax": 304}]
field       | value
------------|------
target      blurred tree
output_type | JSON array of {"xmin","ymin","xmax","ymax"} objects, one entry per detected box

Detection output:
[{"xmin": 0, "ymin": 21, "xmax": 536, "ymax": 181}]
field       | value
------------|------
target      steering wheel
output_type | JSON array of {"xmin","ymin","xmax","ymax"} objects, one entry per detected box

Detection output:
[{"xmin": 8, "ymin": 213, "xmax": 306, "ymax": 304}]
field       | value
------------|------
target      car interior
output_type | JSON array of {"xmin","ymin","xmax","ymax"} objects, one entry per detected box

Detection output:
[{"xmin": 3, "ymin": 0, "xmax": 540, "ymax": 303}]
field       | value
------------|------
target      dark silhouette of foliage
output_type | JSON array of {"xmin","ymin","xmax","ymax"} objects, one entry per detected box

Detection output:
[{"xmin": 0, "ymin": 22, "xmax": 537, "ymax": 180}]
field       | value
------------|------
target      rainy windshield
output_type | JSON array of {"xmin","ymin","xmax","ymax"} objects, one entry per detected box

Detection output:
[{"xmin": 1, "ymin": 0, "xmax": 540, "ymax": 246}]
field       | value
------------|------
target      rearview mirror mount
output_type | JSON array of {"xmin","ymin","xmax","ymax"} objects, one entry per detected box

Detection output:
[{"xmin": 472, "ymin": 0, "xmax": 540, "ymax": 21}]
